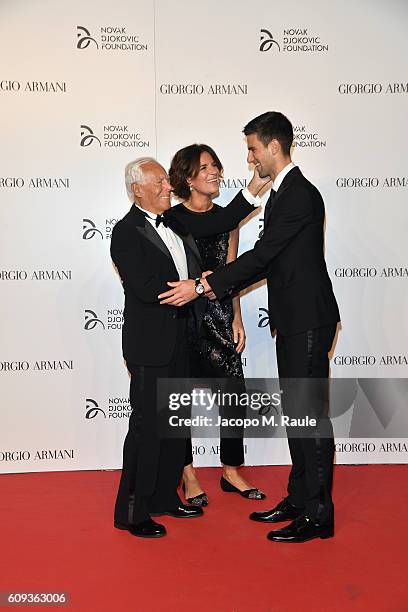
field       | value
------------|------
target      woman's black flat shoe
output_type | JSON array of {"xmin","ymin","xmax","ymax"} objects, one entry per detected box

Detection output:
[
  {"xmin": 182, "ymin": 483, "xmax": 209, "ymax": 507},
  {"xmin": 220, "ymin": 476, "xmax": 266, "ymax": 500}
]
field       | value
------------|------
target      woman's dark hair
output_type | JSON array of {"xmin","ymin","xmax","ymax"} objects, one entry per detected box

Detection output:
[{"xmin": 169, "ymin": 144, "xmax": 223, "ymax": 200}]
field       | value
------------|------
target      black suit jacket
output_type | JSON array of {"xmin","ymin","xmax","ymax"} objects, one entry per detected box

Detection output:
[
  {"xmin": 207, "ymin": 167, "xmax": 340, "ymax": 336},
  {"xmin": 111, "ymin": 205, "xmax": 203, "ymax": 366}
]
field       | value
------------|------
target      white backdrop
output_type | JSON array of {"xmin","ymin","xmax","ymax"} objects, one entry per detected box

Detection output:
[{"xmin": 1, "ymin": 0, "xmax": 407, "ymax": 473}]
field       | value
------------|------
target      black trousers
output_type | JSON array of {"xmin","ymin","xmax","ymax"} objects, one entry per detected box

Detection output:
[
  {"xmin": 184, "ymin": 407, "xmax": 245, "ymax": 467},
  {"xmin": 184, "ymin": 352, "xmax": 245, "ymax": 467},
  {"xmin": 114, "ymin": 317, "xmax": 187, "ymax": 525},
  {"xmin": 276, "ymin": 324, "xmax": 336, "ymax": 525}
]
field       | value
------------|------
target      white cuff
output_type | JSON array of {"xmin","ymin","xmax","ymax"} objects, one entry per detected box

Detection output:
[{"xmin": 242, "ymin": 187, "xmax": 262, "ymax": 207}]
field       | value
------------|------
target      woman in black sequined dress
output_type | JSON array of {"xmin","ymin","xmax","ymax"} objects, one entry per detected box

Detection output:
[{"xmin": 169, "ymin": 144, "xmax": 265, "ymax": 504}]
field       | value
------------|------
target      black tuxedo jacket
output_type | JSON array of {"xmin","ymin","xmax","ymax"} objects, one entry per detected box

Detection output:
[
  {"xmin": 207, "ymin": 167, "xmax": 340, "ymax": 336},
  {"xmin": 111, "ymin": 205, "xmax": 204, "ymax": 366}
]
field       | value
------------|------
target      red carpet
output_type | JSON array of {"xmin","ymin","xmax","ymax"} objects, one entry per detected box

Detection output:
[{"xmin": 1, "ymin": 465, "xmax": 407, "ymax": 611}]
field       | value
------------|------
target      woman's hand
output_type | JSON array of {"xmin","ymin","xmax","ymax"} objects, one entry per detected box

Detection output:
[{"xmin": 232, "ymin": 317, "xmax": 246, "ymax": 353}]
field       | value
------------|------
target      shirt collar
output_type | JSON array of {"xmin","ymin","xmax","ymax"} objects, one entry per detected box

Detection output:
[
  {"xmin": 135, "ymin": 204, "xmax": 157, "ymax": 221},
  {"xmin": 272, "ymin": 161, "xmax": 296, "ymax": 193}
]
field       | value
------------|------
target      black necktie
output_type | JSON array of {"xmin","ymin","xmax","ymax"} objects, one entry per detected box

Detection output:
[
  {"xmin": 258, "ymin": 189, "xmax": 276, "ymax": 238},
  {"xmin": 263, "ymin": 188, "xmax": 277, "ymax": 227}
]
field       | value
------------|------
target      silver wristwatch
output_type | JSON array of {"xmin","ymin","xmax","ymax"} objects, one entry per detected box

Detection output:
[{"xmin": 194, "ymin": 277, "xmax": 205, "ymax": 296}]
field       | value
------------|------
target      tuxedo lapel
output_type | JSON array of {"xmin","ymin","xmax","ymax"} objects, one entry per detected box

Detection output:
[
  {"xmin": 181, "ymin": 235, "xmax": 206, "ymax": 331},
  {"xmin": 263, "ymin": 167, "xmax": 302, "ymax": 231},
  {"xmin": 128, "ymin": 204, "xmax": 202, "ymax": 278},
  {"xmin": 273, "ymin": 166, "xmax": 301, "ymax": 204},
  {"xmin": 128, "ymin": 205, "xmax": 173, "ymax": 261},
  {"xmin": 181, "ymin": 234, "xmax": 202, "ymax": 276},
  {"xmin": 135, "ymin": 223, "xmax": 173, "ymax": 261}
]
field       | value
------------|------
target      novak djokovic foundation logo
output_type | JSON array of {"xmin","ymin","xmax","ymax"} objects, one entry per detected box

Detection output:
[
  {"xmin": 259, "ymin": 27, "xmax": 329, "ymax": 53},
  {"xmin": 293, "ymin": 124, "xmax": 326, "ymax": 149},
  {"xmin": 84, "ymin": 310, "xmax": 105, "ymax": 330},
  {"xmin": 0, "ymin": 80, "xmax": 67, "ymax": 93},
  {"xmin": 338, "ymin": 82, "xmax": 408, "ymax": 94},
  {"xmin": 80, "ymin": 124, "xmax": 150, "ymax": 149},
  {"xmin": 82, "ymin": 218, "xmax": 118, "ymax": 240},
  {"xmin": 82, "ymin": 219, "xmax": 103, "ymax": 239},
  {"xmin": 80, "ymin": 126, "xmax": 101, "ymax": 147},
  {"xmin": 84, "ymin": 308, "xmax": 123, "ymax": 330},
  {"xmin": 258, "ymin": 216, "xmax": 264, "ymax": 238},
  {"xmin": 76, "ymin": 25, "xmax": 148, "ymax": 52},
  {"xmin": 0, "ymin": 177, "xmax": 70, "ymax": 189},
  {"xmin": 258, "ymin": 308, "xmax": 270, "ymax": 328},
  {"xmin": 260, "ymin": 30, "xmax": 281, "ymax": 52},
  {"xmin": 85, "ymin": 397, "xmax": 131, "ymax": 420}
]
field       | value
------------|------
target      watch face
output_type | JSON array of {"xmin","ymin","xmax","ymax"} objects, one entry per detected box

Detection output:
[{"xmin": 195, "ymin": 283, "xmax": 205, "ymax": 295}]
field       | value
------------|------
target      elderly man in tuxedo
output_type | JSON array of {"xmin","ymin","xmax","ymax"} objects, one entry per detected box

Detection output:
[
  {"xmin": 112, "ymin": 157, "xmax": 266, "ymax": 538},
  {"xmin": 160, "ymin": 112, "xmax": 340, "ymax": 543},
  {"xmin": 111, "ymin": 157, "xmax": 205, "ymax": 538}
]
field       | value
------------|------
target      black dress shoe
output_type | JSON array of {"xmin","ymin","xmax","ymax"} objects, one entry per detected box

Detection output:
[
  {"xmin": 220, "ymin": 476, "xmax": 266, "ymax": 500},
  {"xmin": 114, "ymin": 518, "xmax": 166, "ymax": 538},
  {"xmin": 249, "ymin": 498, "xmax": 304, "ymax": 523},
  {"xmin": 182, "ymin": 483, "xmax": 209, "ymax": 507},
  {"xmin": 267, "ymin": 515, "xmax": 334, "ymax": 543},
  {"xmin": 150, "ymin": 504, "xmax": 204, "ymax": 518}
]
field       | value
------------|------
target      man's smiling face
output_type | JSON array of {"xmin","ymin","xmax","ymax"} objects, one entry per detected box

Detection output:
[{"xmin": 132, "ymin": 162, "xmax": 172, "ymax": 214}]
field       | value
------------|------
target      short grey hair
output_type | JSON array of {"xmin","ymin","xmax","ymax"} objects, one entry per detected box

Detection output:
[{"xmin": 125, "ymin": 157, "xmax": 157, "ymax": 201}]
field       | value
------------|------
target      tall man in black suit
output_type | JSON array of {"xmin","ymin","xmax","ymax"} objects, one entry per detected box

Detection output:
[
  {"xmin": 160, "ymin": 112, "xmax": 340, "ymax": 543},
  {"xmin": 112, "ymin": 157, "xmax": 266, "ymax": 538}
]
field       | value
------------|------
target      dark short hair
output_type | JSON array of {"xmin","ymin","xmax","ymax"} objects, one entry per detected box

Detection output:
[
  {"xmin": 169, "ymin": 144, "xmax": 223, "ymax": 200},
  {"xmin": 243, "ymin": 111, "xmax": 293, "ymax": 155}
]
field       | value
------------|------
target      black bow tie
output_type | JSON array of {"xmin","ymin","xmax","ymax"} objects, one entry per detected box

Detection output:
[
  {"xmin": 155, "ymin": 214, "xmax": 168, "ymax": 228},
  {"xmin": 140, "ymin": 209, "xmax": 169, "ymax": 227},
  {"xmin": 142, "ymin": 209, "xmax": 187, "ymax": 236}
]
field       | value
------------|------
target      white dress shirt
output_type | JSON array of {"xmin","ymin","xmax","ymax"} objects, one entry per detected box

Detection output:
[
  {"xmin": 136, "ymin": 205, "xmax": 189, "ymax": 280},
  {"xmin": 272, "ymin": 161, "xmax": 296, "ymax": 192}
]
